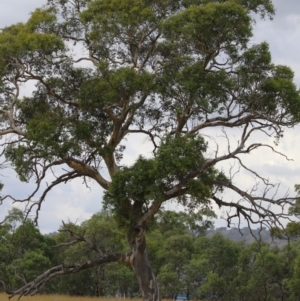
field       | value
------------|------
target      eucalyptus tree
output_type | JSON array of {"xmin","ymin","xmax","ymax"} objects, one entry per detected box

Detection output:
[{"xmin": 0, "ymin": 0, "xmax": 300, "ymax": 300}]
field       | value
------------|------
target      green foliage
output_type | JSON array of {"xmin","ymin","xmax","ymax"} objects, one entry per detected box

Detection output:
[
  {"xmin": 82, "ymin": 211, "xmax": 126, "ymax": 253},
  {"xmin": 79, "ymin": 66, "xmax": 154, "ymax": 106},
  {"xmin": 0, "ymin": 210, "xmax": 55, "ymax": 292},
  {"xmin": 288, "ymin": 251, "xmax": 300, "ymax": 299},
  {"xmin": 0, "ymin": 9, "xmax": 63, "ymax": 74},
  {"xmin": 162, "ymin": 1, "xmax": 252, "ymax": 51},
  {"xmin": 0, "ymin": 0, "xmax": 298, "ymax": 233},
  {"xmin": 7, "ymin": 250, "xmax": 52, "ymax": 288},
  {"xmin": 156, "ymin": 135, "xmax": 207, "ymax": 185},
  {"xmin": 3, "ymin": 208, "xmax": 24, "ymax": 229},
  {"xmin": 104, "ymin": 134, "xmax": 224, "ymax": 229},
  {"xmin": 4, "ymin": 208, "xmax": 300, "ymax": 300},
  {"xmin": 47, "ymin": 210, "xmax": 137, "ymax": 296},
  {"xmin": 0, "ymin": 0, "xmax": 295, "ymax": 185},
  {"xmin": 289, "ymin": 196, "xmax": 300, "ymax": 218},
  {"xmin": 200, "ymin": 272, "xmax": 226, "ymax": 299},
  {"xmin": 157, "ymin": 264, "xmax": 182, "ymax": 297}
]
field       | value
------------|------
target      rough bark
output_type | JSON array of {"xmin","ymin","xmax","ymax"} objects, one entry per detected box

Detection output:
[{"xmin": 131, "ymin": 226, "xmax": 160, "ymax": 301}]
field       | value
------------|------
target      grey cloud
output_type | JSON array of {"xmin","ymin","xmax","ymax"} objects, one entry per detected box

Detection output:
[
  {"xmin": 0, "ymin": 1, "xmax": 47, "ymax": 28},
  {"xmin": 252, "ymin": 1, "xmax": 300, "ymax": 86},
  {"xmin": 272, "ymin": 0, "xmax": 300, "ymax": 18},
  {"xmin": 255, "ymin": 164, "xmax": 300, "ymax": 177}
]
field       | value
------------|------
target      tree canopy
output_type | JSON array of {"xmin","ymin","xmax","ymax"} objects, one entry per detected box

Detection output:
[{"xmin": 0, "ymin": 0, "xmax": 300, "ymax": 299}]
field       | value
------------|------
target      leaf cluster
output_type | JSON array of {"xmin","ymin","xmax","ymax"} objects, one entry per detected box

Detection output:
[{"xmin": 104, "ymin": 134, "xmax": 227, "ymax": 229}]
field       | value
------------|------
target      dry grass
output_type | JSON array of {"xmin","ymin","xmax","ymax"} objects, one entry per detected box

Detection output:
[{"xmin": 0, "ymin": 294, "xmax": 143, "ymax": 301}]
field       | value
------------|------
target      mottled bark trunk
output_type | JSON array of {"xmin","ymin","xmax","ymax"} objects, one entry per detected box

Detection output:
[{"xmin": 130, "ymin": 226, "xmax": 160, "ymax": 301}]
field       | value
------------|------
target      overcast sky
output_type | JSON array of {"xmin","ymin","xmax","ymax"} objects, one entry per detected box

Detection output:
[{"xmin": 0, "ymin": 0, "xmax": 300, "ymax": 233}]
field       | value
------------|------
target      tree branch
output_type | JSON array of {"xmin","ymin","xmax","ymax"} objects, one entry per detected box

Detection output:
[
  {"xmin": 6, "ymin": 252, "xmax": 133, "ymax": 300},
  {"xmin": 63, "ymin": 157, "xmax": 110, "ymax": 190}
]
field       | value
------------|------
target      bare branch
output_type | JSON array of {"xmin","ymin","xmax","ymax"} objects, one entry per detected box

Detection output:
[
  {"xmin": 57, "ymin": 221, "xmax": 104, "ymax": 255},
  {"xmin": 7, "ymin": 252, "xmax": 133, "ymax": 300}
]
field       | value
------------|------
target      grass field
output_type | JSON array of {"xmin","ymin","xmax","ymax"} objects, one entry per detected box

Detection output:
[{"xmin": 0, "ymin": 294, "xmax": 143, "ymax": 301}]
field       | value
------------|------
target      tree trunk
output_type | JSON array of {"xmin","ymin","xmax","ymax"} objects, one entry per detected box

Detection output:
[{"xmin": 130, "ymin": 225, "xmax": 160, "ymax": 301}]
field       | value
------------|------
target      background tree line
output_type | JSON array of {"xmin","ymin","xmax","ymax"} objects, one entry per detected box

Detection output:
[{"xmin": 1, "ymin": 208, "xmax": 300, "ymax": 301}]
